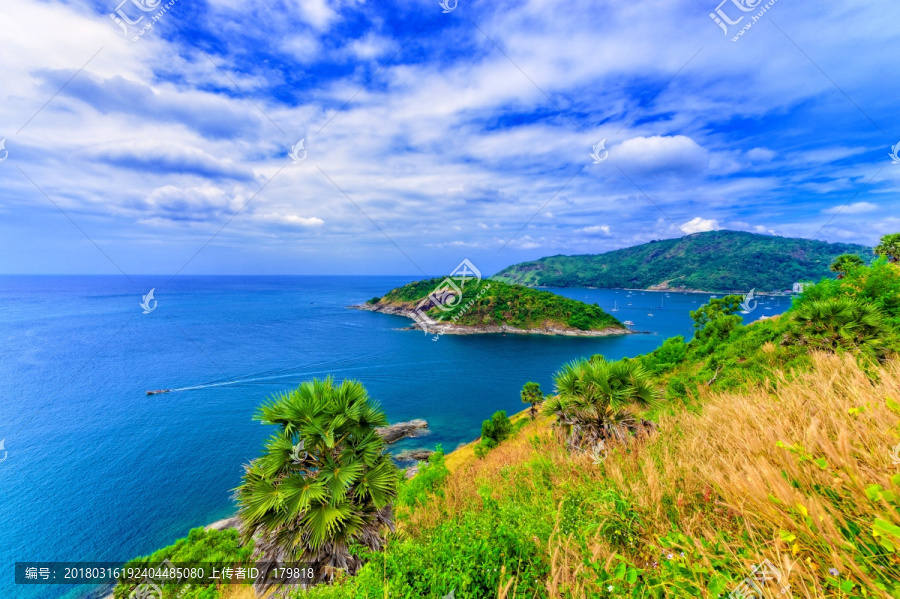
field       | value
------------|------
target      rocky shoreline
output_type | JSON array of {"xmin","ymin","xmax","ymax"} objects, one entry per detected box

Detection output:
[{"xmin": 351, "ymin": 303, "xmax": 632, "ymax": 337}]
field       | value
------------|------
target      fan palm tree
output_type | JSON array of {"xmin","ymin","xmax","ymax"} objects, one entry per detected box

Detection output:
[
  {"xmin": 874, "ymin": 233, "xmax": 900, "ymax": 263},
  {"xmin": 829, "ymin": 254, "xmax": 865, "ymax": 279},
  {"xmin": 545, "ymin": 358, "xmax": 661, "ymax": 448},
  {"xmin": 785, "ymin": 298, "xmax": 895, "ymax": 361},
  {"xmin": 235, "ymin": 377, "xmax": 398, "ymax": 594}
]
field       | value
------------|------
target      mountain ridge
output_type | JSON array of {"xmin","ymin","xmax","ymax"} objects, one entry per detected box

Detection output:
[{"xmin": 492, "ymin": 230, "xmax": 871, "ymax": 292}]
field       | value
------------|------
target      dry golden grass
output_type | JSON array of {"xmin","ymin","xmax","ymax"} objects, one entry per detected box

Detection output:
[
  {"xmin": 607, "ymin": 353, "xmax": 900, "ymax": 596},
  {"xmin": 407, "ymin": 353, "xmax": 900, "ymax": 598}
]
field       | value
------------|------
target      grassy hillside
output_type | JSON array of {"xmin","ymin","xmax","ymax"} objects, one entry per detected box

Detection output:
[
  {"xmin": 307, "ymin": 258, "xmax": 900, "ymax": 598},
  {"xmin": 368, "ymin": 277, "xmax": 624, "ymax": 332},
  {"xmin": 307, "ymin": 355, "xmax": 900, "ymax": 598},
  {"xmin": 493, "ymin": 230, "xmax": 871, "ymax": 292}
]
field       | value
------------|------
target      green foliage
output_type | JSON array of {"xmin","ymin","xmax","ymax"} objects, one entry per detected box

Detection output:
[
  {"xmin": 113, "ymin": 528, "xmax": 251, "ymax": 599},
  {"xmin": 480, "ymin": 410, "xmax": 513, "ymax": 449},
  {"xmin": 304, "ymin": 507, "xmax": 548, "ymax": 599},
  {"xmin": 874, "ymin": 232, "xmax": 900, "ymax": 263},
  {"xmin": 830, "ymin": 253, "xmax": 865, "ymax": 278},
  {"xmin": 493, "ymin": 230, "xmax": 871, "ymax": 292},
  {"xmin": 784, "ymin": 297, "xmax": 897, "ymax": 362},
  {"xmin": 235, "ymin": 377, "xmax": 398, "ymax": 591},
  {"xmin": 397, "ymin": 447, "xmax": 449, "ymax": 508},
  {"xmin": 689, "ymin": 295, "xmax": 742, "ymax": 338},
  {"xmin": 375, "ymin": 277, "xmax": 623, "ymax": 331},
  {"xmin": 547, "ymin": 357, "xmax": 661, "ymax": 445},
  {"xmin": 798, "ymin": 256, "xmax": 900, "ymax": 330},
  {"xmin": 638, "ymin": 335, "xmax": 688, "ymax": 374},
  {"xmin": 521, "ymin": 381, "xmax": 544, "ymax": 419},
  {"xmin": 366, "ymin": 296, "xmax": 381, "ymax": 304}
]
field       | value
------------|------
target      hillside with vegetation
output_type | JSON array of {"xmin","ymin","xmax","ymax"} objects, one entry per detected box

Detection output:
[
  {"xmin": 493, "ymin": 230, "xmax": 871, "ymax": 292},
  {"xmin": 357, "ymin": 277, "xmax": 626, "ymax": 335},
  {"xmin": 110, "ymin": 239, "xmax": 900, "ymax": 599}
]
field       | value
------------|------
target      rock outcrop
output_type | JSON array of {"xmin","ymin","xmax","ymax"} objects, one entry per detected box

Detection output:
[{"xmin": 376, "ymin": 419, "xmax": 429, "ymax": 444}]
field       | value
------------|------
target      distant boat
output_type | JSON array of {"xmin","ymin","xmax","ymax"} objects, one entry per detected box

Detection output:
[
  {"xmin": 611, "ymin": 301, "xmax": 619, "ymax": 312},
  {"xmin": 623, "ymin": 320, "xmax": 635, "ymax": 326},
  {"xmin": 146, "ymin": 389, "xmax": 171, "ymax": 395},
  {"xmin": 647, "ymin": 308, "xmax": 654, "ymax": 317},
  {"xmin": 627, "ymin": 302, "xmax": 632, "ymax": 306}
]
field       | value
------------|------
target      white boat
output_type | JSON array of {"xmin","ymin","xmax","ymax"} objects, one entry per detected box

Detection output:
[
  {"xmin": 611, "ymin": 301, "xmax": 619, "ymax": 312},
  {"xmin": 647, "ymin": 308, "xmax": 654, "ymax": 317},
  {"xmin": 623, "ymin": 320, "xmax": 635, "ymax": 326}
]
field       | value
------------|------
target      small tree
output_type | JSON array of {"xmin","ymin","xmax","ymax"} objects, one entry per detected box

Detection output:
[
  {"xmin": 689, "ymin": 295, "xmax": 744, "ymax": 351},
  {"xmin": 236, "ymin": 377, "xmax": 398, "ymax": 593},
  {"xmin": 830, "ymin": 254, "xmax": 865, "ymax": 279},
  {"xmin": 874, "ymin": 233, "xmax": 900, "ymax": 263},
  {"xmin": 520, "ymin": 381, "xmax": 544, "ymax": 419},
  {"xmin": 480, "ymin": 410, "xmax": 512, "ymax": 448},
  {"xmin": 545, "ymin": 357, "xmax": 661, "ymax": 448}
]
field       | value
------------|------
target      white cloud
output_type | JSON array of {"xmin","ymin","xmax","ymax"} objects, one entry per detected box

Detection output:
[
  {"xmin": 746, "ymin": 147, "xmax": 776, "ymax": 162},
  {"xmin": 822, "ymin": 202, "xmax": 878, "ymax": 215},
  {"xmin": 681, "ymin": 217, "xmax": 721, "ymax": 234},
  {"xmin": 614, "ymin": 135, "xmax": 709, "ymax": 174},
  {"xmin": 580, "ymin": 225, "xmax": 611, "ymax": 235},
  {"xmin": 258, "ymin": 213, "xmax": 325, "ymax": 227}
]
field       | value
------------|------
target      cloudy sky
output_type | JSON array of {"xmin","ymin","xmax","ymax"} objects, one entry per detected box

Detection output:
[{"xmin": 0, "ymin": 0, "xmax": 898, "ymax": 276}]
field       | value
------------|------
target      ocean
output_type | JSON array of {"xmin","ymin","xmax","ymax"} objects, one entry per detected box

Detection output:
[{"xmin": 0, "ymin": 276, "xmax": 791, "ymax": 599}]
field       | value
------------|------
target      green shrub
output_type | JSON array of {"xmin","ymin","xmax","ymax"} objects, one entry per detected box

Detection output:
[
  {"xmin": 480, "ymin": 410, "xmax": 512, "ymax": 448},
  {"xmin": 113, "ymin": 528, "xmax": 252, "ymax": 599},
  {"xmin": 397, "ymin": 446, "xmax": 449, "ymax": 508}
]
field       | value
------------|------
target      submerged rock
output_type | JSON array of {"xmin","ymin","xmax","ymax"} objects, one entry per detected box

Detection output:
[{"xmin": 376, "ymin": 419, "xmax": 429, "ymax": 444}]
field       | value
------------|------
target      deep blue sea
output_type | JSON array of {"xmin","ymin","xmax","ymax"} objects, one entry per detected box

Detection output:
[{"xmin": 0, "ymin": 276, "xmax": 791, "ymax": 599}]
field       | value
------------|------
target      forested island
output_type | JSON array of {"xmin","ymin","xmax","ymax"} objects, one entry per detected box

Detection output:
[{"xmin": 354, "ymin": 277, "xmax": 628, "ymax": 336}]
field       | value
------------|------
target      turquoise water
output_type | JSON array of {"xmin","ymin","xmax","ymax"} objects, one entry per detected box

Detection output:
[{"xmin": 0, "ymin": 276, "xmax": 791, "ymax": 598}]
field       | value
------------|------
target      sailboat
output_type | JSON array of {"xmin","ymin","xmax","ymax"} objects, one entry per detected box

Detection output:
[
  {"xmin": 611, "ymin": 301, "xmax": 619, "ymax": 312},
  {"xmin": 647, "ymin": 307, "xmax": 654, "ymax": 317}
]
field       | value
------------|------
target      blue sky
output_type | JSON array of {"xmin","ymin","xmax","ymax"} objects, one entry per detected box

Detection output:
[{"xmin": 0, "ymin": 0, "xmax": 898, "ymax": 276}]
